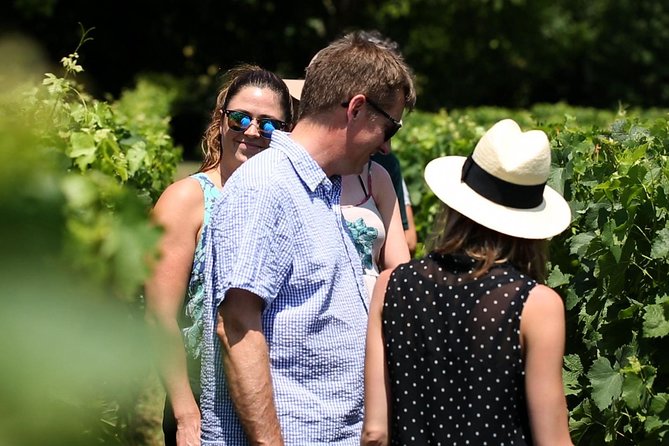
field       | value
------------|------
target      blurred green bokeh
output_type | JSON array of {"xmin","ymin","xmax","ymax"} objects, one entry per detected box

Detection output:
[{"xmin": 0, "ymin": 36, "xmax": 155, "ymax": 446}]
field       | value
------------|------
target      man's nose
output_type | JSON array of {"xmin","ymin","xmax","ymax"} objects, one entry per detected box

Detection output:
[{"xmin": 378, "ymin": 138, "xmax": 392, "ymax": 155}]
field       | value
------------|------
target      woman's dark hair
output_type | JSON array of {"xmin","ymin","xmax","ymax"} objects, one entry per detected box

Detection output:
[
  {"xmin": 427, "ymin": 205, "xmax": 548, "ymax": 282},
  {"xmin": 199, "ymin": 64, "xmax": 293, "ymax": 172}
]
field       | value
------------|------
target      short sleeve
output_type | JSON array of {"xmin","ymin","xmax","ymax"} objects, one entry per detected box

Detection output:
[{"xmin": 206, "ymin": 182, "xmax": 294, "ymax": 309}]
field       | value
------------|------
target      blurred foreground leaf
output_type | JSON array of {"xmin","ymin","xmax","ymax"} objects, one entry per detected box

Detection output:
[{"xmin": 0, "ymin": 34, "xmax": 162, "ymax": 446}]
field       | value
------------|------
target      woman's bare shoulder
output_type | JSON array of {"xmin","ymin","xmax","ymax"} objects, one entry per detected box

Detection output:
[
  {"xmin": 523, "ymin": 284, "xmax": 565, "ymax": 320},
  {"xmin": 152, "ymin": 176, "xmax": 205, "ymax": 226},
  {"xmin": 370, "ymin": 160, "xmax": 394, "ymax": 198},
  {"xmin": 370, "ymin": 160, "xmax": 392, "ymax": 181}
]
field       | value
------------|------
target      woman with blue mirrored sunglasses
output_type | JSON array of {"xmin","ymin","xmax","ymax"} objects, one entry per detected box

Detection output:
[
  {"xmin": 223, "ymin": 109, "xmax": 287, "ymax": 139},
  {"xmin": 144, "ymin": 64, "xmax": 293, "ymax": 446}
]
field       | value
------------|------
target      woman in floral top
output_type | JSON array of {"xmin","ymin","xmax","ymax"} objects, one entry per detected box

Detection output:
[
  {"xmin": 144, "ymin": 65, "xmax": 293, "ymax": 446},
  {"xmin": 341, "ymin": 160, "xmax": 410, "ymax": 303}
]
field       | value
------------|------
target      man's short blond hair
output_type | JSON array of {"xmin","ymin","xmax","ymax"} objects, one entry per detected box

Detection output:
[{"xmin": 299, "ymin": 30, "xmax": 416, "ymax": 120}]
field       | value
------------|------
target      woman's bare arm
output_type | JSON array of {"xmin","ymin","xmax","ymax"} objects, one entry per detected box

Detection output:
[
  {"xmin": 371, "ymin": 162, "xmax": 410, "ymax": 271},
  {"xmin": 520, "ymin": 284, "xmax": 573, "ymax": 446},
  {"xmin": 144, "ymin": 178, "xmax": 204, "ymax": 446},
  {"xmin": 361, "ymin": 269, "xmax": 393, "ymax": 446}
]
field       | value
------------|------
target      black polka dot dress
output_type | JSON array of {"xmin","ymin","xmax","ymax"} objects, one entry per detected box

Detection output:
[{"xmin": 381, "ymin": 253, "xmax": 537, "ymax": 445}]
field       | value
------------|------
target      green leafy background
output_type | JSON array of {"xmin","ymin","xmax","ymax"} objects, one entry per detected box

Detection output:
[
  {"xmin": 392, "ymin": 107, "xmax": 669, "ymax": 444},
  {"xmin": 2, "ymin": 33, "xmax": 669, "ymax": 445},
  {"xmin": 0, "ymin": 36, "xmax": 179, "ymax": 445}
]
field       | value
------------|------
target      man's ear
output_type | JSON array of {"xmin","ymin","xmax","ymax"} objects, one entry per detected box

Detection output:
[{"xmin": 346, "ymin": 94, "xmax": 367, "ymax": 120}]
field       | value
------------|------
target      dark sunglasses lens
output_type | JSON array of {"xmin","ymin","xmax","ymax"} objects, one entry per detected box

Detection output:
[
  {"xmin": 227, "ymin": 111, "xmax": 252, "ymax": 131},
  {"xmin": 259, "ymin": 119, "xmax": 281, "ymax": 137},
  {"xmin": 385, "ymin": 124, "xmax": 400, "ymax": 141}
]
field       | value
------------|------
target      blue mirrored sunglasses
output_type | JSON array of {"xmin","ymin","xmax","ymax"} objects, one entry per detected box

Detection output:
[{"xmin": 223, "ymin": 109, "xmax": 286, "ymax": 139}]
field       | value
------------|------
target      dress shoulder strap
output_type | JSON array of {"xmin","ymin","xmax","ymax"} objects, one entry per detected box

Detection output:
[
  {"xmin": 189, "ymin": 173, "xmax": 221, "ymax": 225},
  {"xmin": 190, "ymin": 172, "xmax": 219, "ymax": 196},
  {"xmin": 353, "ymin": 160, "xmax": 374, "ymax": 207}
]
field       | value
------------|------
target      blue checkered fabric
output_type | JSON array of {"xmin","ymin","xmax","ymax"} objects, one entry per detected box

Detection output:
[{"xmin": 200, "ymin": 131, "xmax": 368, "ymax": 445}]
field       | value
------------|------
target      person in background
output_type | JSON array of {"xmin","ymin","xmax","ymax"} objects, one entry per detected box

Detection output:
[
  {"xmin": 363, "ymin": 29, "xmax": 418, "ymax": 255},
  {"xmin": 400, "ymin": 176, "xmax": 418, "ymax": 254},
  {"xmin": 362, "ymin": 119, "xmax": 573, "ymax": 445},
  {"xmin": 143, "ymin": 65, "xmax": 293, "ymax": 446},
  {"xmin": 282, "ymin": 78, "xmax": 303, "ymax": 120},
  {"xmin": 200, "ymin": 30, "xmax": 415, "ymax": 445},
  {"xmin": 371, "ymin": 152, "xmax": 417, "ymax": 254},
  {"xmin": 341, "ymin": 158, "xmax": 409, "ymax": 301},
  {"xmin": 283, "ymin": 79, "xmax": 410, "ymax": 301}
]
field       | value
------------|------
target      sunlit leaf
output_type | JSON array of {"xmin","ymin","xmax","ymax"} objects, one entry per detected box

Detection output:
[
  {"xmin": 563, "ymin": 354, "xmax": 583, "ymax": 396},
  {"xmin": 621, "ymin": 374, "xmax": 644, "ymax": 410},
  {"xmin": 68, "ymin": 131, "xmax": 97, "ymax": 170},
  {"xmin": 570, "ymin": 232, "xmax": 595, "ymax": 256},
  {"xmin": 547, "ymin": 265, "xmax": 571, "ymax": 288},
  {"xmin": 587, "ymin": 357, "xmax": 622, "ymax": 410},
  {"xmin": 650, "ymin": 227, "xmax": 669, "ymax": 259},
  {"xmin": 642, "ymin": 304, "xmax": 669, "ymax": 338}
]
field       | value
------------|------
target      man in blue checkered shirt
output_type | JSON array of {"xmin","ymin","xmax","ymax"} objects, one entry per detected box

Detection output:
[{"xmin": 200, "ymin": 30, "xmax": 416, "ymax": 445}]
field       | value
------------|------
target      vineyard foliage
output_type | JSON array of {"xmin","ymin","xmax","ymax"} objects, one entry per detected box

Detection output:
[
  {"xmin": 393, "ymin": 107, "xmax": 669, "ymax": 444},
  {"xmin": 0, "ymin": 36, "xmax": 182, "ymax": 444},
  {"xmin": 37, "ymin": 51, "xmax": 181, "ymax": 299},
  {"xmin": 2, "ymin": 33, "xmax": 669, "ymax": 443}
]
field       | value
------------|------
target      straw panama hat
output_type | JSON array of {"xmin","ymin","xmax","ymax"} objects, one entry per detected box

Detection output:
[
  {"xmin": 283, "ymin": 79, "xmax": 304, "ymax": 101},
  {"xmin": 424, "ymin": 118, "xmax": 571, "ymax": 239}
]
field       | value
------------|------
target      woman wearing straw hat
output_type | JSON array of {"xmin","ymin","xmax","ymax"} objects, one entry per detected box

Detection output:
[{"xmin": 362, "ymin": 119, "xmax": 573, "ymax": 445}]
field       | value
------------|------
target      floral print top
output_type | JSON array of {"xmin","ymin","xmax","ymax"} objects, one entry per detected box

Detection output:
[{"xmin": 182, "ymin": 172, "xmax": 220, "ymax": 361}]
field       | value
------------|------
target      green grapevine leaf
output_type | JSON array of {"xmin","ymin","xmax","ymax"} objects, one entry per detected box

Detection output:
[
  {"xmin": 617, "ymin": 300, "xmax": 642, "ymax": 319},
  {"xmin": 68, "ymin": 131, "xmax": 97, "ymax": 170},
  {"xmin": 621, "ymin": 374, "xmax": 644, "ymax": 410},
  {"xmin": 126, "ymin": 144, "xmax": 147, "ymax": 176},
  {"xmin": 564, "ymin": 287, "xmax": 580, "ymax": 311},
  {"xmin": 642, "ymin": 304, "xmax": 669, "ymax": 338},
  {"xmin": 649, "ymin": 393, "xmax": 669, "ymax": 415},
  {"xmin": 563, "ymin": 354, "xmax": 583, "ymax": 396},
  {"xmin": 570, "ymin": 232, "xmax": 595, "ymax": 256},
  {"xmin": 643, "ymin": 416, "xmax": 665, "ymax": 434},
  {"xmin": 650, "ymin": 227, "xmax": 669, "ymax": 259},
  {"xmin": 587, "ymin": 357, "xmax": 622, "ymax": 410},
  {"xmin": 103, "ymin": 218, "xmax": 160, "ymax": 299},
  {"xmin": 548, "ymin": 166, "xmax": 566, "ymax": 195},
  {"xmin": 547, "ymin": 265, "xmax": 571, "ymax": 288},
  {"xmin": 61, "ymin": 175, "xmax": 96, "ymax": 208},
  {"xmin": 567, "ymin": 399, "xmax": 599, "ymax": 445}
]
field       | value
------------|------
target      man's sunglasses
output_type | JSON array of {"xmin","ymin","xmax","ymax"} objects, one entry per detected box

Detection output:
[
  {"xmin": 341, "ymin": 97, "xmax": 403, "ymax": 141},
  {"xmin": 223, "ymin": 109, "xmax": 287, "ymax": 139}
]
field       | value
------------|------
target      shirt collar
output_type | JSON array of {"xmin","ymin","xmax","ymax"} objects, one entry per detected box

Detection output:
[{"xmin": 270, "ymin": 131, "xmax": 338, "ymax": 194}]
